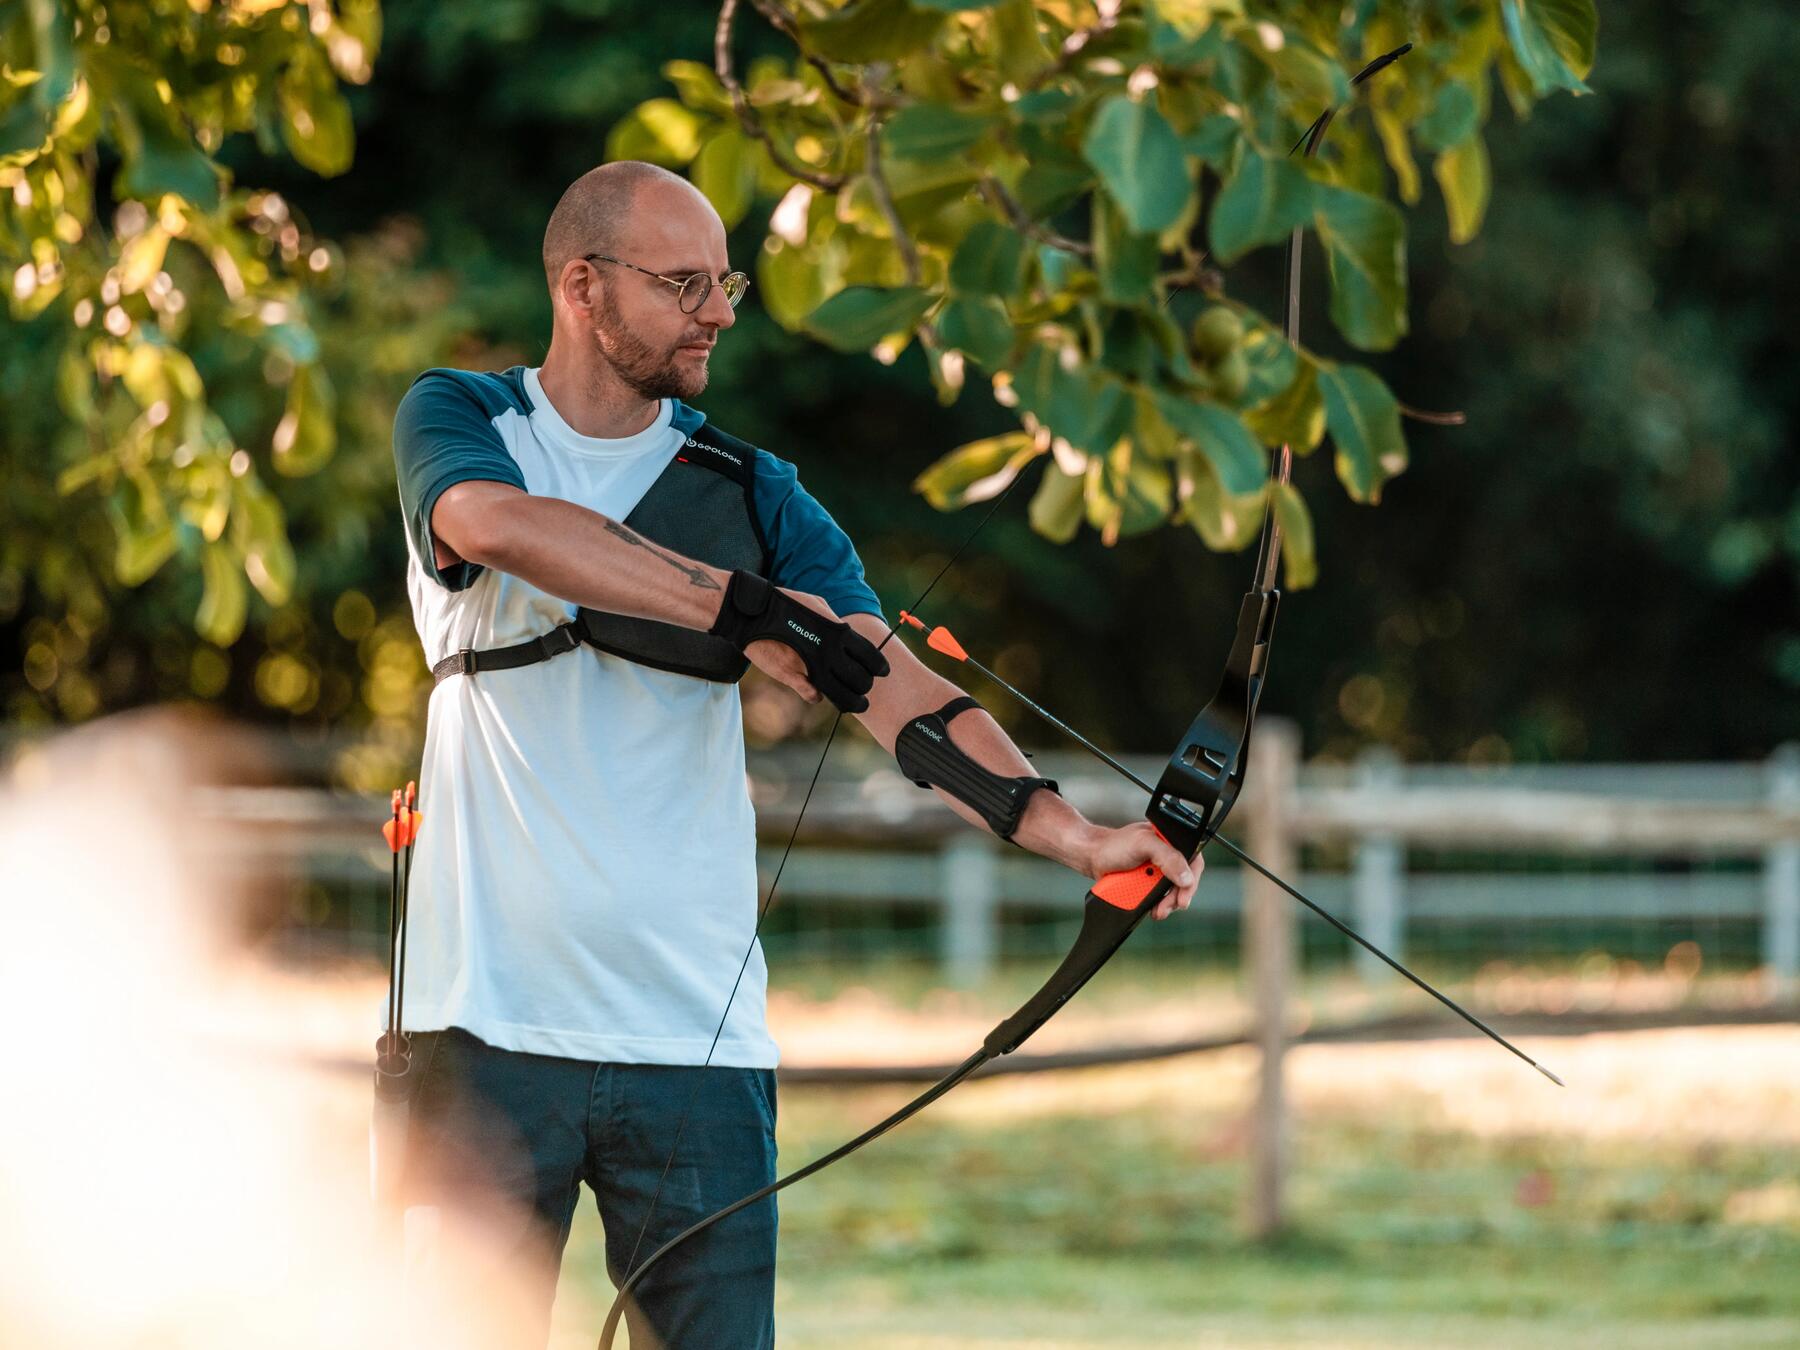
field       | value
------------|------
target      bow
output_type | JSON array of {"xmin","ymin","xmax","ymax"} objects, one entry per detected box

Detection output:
[{"xmin": 599, "ymin": 41, "xmax": 1554, "ymax": 1347}]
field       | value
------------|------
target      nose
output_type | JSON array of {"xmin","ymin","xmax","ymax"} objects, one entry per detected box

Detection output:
[{"xmin": 699, "ymin": 277, "xmax": 737, "ymax": 330}]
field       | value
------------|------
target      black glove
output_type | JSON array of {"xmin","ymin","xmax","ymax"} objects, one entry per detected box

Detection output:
[{"xmin": 708, "ymin": 571, "xmax": 890, "ymax": 713}]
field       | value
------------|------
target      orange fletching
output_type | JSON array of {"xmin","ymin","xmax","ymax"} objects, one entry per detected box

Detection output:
[
  {"xmin": 400, "ymin": 809, "xmax": 423, "ymax": 848},
  {"xmin": 382, "ymin": 818, "xmax": 403, "ymax": 852},
  {"xmin": 926, "ymin": 625, "xmax": 969, "ymax": 662}
]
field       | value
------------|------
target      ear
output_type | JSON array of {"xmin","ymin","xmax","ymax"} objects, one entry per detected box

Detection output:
[{"xmin": 558, "ymin": 257, "xmax": 601, "ymax": 315}]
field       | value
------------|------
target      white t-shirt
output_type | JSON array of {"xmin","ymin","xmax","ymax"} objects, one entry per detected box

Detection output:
[{"xmin": 390, "ymin": 365, "xmax": 879, "ymax": 1066}]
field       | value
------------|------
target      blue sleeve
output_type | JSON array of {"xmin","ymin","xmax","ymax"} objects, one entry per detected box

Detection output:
[
  {"xmin": 393, "ymin": 372, "xmax": 528, "ymax": 591},
  {"xmin": 752, "ymin": 450, "xmax": 883, "ymax": 621}
]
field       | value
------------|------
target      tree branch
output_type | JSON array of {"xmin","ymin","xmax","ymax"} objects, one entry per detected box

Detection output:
[{"xmin": 715, "ymin": 0, "xmax": 847, "ymax": 192}]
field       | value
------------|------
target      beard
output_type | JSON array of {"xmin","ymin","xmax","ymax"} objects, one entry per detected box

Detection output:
[{"xmin": 591, "ymin": 288, "xmax": 708, "ymax": 401}]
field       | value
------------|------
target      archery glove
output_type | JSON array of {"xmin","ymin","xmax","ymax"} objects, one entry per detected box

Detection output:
[{"xmin": 709, "ymin": 570, "xmax": 889, "ymax": 713}]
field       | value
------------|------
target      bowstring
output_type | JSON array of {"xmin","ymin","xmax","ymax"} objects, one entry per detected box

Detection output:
[{"xmin": 616, "ymin": 464, "xmax": 1031, "ymax": 1283}]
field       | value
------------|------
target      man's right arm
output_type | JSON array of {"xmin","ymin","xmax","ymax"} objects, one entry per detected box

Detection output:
[{"xmin": 433, "ymin": 481, "xmax": 731, "ymax": 632}]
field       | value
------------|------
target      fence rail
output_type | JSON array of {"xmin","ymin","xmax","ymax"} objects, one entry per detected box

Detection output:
[{"xmin": 190, "ymin": 731, "xmax": 1800, "ymax": 988}]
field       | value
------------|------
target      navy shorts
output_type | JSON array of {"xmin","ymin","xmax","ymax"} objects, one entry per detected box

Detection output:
[{"xmin": 402, "ymin": 1027, "xmax": 778, "ymax": 1349}]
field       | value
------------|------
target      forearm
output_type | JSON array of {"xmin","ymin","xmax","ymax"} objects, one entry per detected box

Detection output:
[
  {"xmin": 479, "ymin": 494, "xmax": 729, "ymax": 630},
  {"xmin": 847, "ymin": 614, "xmax": 1102, "ymax": 875}
]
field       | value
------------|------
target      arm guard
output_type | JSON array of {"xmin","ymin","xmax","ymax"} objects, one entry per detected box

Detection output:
[{"xmin": 895, "ymin": 696, "xmax": 1059, "ymax": 842}]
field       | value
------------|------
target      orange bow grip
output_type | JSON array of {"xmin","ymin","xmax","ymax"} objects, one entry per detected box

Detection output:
[{"xmin": 1090, "ymin": 864, "xmax": 1165, "ymax": 911}]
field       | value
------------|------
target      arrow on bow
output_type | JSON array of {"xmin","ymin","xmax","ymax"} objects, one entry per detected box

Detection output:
[{"xmin": 598, "ymin": 41, "xmax": 1551, "ymax": 1349}]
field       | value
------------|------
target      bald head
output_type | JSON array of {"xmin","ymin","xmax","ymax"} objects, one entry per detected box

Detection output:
[{"xmin": 542, "ymin": 161, "xmax": 710, "ymax": 296}]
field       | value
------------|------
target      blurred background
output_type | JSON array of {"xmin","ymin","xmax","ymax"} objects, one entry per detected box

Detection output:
[{"xmin": 2, "ymin": 1, "xmax": 1797, "ymax": 1347}]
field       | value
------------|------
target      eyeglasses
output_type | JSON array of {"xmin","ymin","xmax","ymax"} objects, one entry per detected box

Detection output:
[{"xmin": 583, "ymin": 253, "xmax": 750, "ymax": 314}]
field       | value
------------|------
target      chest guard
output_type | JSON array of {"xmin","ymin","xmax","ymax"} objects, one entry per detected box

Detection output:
[{"xmin": 430, "ymin": 420, "xmax": 772, "ymax": 686}]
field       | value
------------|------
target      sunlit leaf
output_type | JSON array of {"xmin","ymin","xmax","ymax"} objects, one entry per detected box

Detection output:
[
  {"xmin": 1270, "ymin": 481, "xmax": 1317, "ymax": 589},
  {"xmin": 196, "ymin": 543, "xmax": 247, "ymax": 647},
  {"xmin": 802, "ymin": 0, "xmax": 947, "ymax": 63},
  {"xmin": 1434, "ymin": 134, "xmax": 1491, "ymax": 244},
  {"xmin": 693, "ymin": 128, "xmax": 758, "ymax": 230},
  {"xmin": 1027, "ymin": 460, "xmax": 1086, "ymax": 543},
  {"xmin": 1317, "ymin": 362, "xmax": 1406, "ymax": 503},
  {"xmin": 912, "ymin": 430, "xmax": 1037, "ymax": 509}
]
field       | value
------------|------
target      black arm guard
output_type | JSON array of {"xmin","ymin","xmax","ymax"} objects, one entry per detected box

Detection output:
[{"xmin": 895, "ymin": 696, "xmax": 1059, "ymax": 842}]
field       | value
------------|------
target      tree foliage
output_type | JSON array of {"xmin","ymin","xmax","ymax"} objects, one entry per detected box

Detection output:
[{"xmin": 613, "ymin": 0, "xmax": 1597, "ymax": 586}]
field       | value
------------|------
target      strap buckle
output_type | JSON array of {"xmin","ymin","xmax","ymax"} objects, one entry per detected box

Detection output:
[
  {"xmin": 458, "ymin": 649, "xmax": 477, "ymax": 677},
  {"xmin": 539, "ymin": 622, "xmax": 582, "ymax": 660}
]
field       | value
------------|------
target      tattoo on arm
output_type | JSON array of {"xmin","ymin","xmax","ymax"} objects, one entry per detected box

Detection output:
[{"xmin": 601, "ymin": 518, "xmax": 723, "ymax": 590}]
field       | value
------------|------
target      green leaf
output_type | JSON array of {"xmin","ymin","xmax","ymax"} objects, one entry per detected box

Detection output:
[
  {"xmin": 1081, "ymin": 95, "xmax": 1190, "ymax": 235},
  {"xmin": 1179, "ymin": 113, "xmax": 1240, "ymax": 163},
  {"xmin": 1270, "ymin": 481, "xmax": 1317, "ymax": 589},
  {"xmin": 662, "ymin": 59, "xmax": 733, "ymax": 116},
  {"xmin": 605, "ymin": 99, "xmax": 707, "ymax": 167},
  {"xmin": 1370, "ymin": 106, "xmax": 1419, "ymax": 206},
  {"xmin": 802, "ymin": 285, "xmax": 935, "ymax": 351},
  {"xmin": 949, "ymin": 221, "xmax": 1027, "ymax": 295},
  {"xmin": 271, "ymin": 364, "xmax": 337, "ymax": 477},
  {"xmin": 935, "ymin": 295, "xmax": 1014, "ymax": 368},
  {"xmin": 911, "ymin": 0, "xmax": 1003, "ymax": 10},
  {"xmin": 1153, "ymin": 394, "xmax": 1267, "ymax": 495},
  {"xmin": 693, "ymin": 129, "xmax": 758, "ymax": 230},
  {"xmin": 1317, "ymin": 363, "xmax": 1406, "ymax": 503},
  {"xmin": 1415, "ymin": 82, "xmax": 1480, "ymax": 153},
  {"xmin": 884, "ymin": 103, "xmax": 994, "ymax": 160},
  {"xmin": 1208, "ymin": 153, "xmax": 1314, "ymax": 265},
  {"xmin": 1434, "ymin": 134, "xmax": 1491, "ymax": 245},
  {"xmin": 1012, "ymin": 347, "xmax": 1133, "ymax": 456},
  {"xmin": 1314, "ymin": 186, "xmax": 1408, "ymax": 352},
  {"xmin": 115, "ymin": 522, "xmax": 178, "ymax": 587},
  {"xmin": 1111, "ymin": 448, "xmax": 1173, "ymax": 538},
  {"xmin": 109, "ymin": 65, "xmax": 220, "ymax": 209},
  {"xmin": 196, "ymin": 544, "xmax": 248, "ymax": 647},
  {"xmin": 235, "ymin": 486, "xmax": 296, "ymax": 606},
  {"xmin": 1093, "ymin": 198, "xmax": 1158, "ymax": 305},
  {"xmin": 1242, "ymin": 357, "xmax": 1324, "ymax": 453},
  {"xmin": 1027, "ymin": 461, "xmax": 1086, "ymax": 543},
  {"xmin": 912, "ymin": 431, "xmax": 1036, "ymax": 509},
  {"xmin": 1501, "ymin": 0, "xmax": 1598, "ymax": 96},
  {"xmin": 279, "ymin": 53, "xmax": 355, "ymax": 177},
  {"xmin": 802, "ymin": 0, "xmax": 948, "ymax": 63},
  {"xmin": 1181, "ymin": 451, "xmax": 1265, "ymax": 554},
  {"xmin": 1014, "ymin": 157, "xmax": 1093, "ymax": 217},
  {"xmin": 757, "ymin": 237, "xmax": 831, "ymax": 331}
]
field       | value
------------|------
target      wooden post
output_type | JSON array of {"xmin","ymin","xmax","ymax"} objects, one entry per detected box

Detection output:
[
  {"xmin": 1765, "ymin": 745, "xmax": 1800, "ymax": 993},
  {"xmin": 1351, "ymin": 746, "xmax": 1404, "ymax": 981},
  {"xmin": 1243, "ymin": 717, "xmax": 1299, "ymax": 1241},
  {"xmin": 941, "ymin": 833, "xmax": 999, "ymax": 987}
]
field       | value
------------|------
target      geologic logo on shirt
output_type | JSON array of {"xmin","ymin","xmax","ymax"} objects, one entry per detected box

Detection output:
[
  {"xmin": 913, "ymin": 721, "xmax": 943, "ymax": 742},
  {"xmin": 786, "ymin": 619, "xmax": 820, "ymax": 645},
  {"xmin": 686, "ymin": 435, "xmax": 741, "ymax": 466}
]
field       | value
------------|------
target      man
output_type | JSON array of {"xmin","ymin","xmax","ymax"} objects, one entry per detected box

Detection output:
[{"xmin": 391, "ymin": 160, "xmax": 1200, "ymax": 1349}]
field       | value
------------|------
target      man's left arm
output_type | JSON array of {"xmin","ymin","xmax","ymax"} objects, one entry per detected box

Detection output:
[{"xmin": 844, "ymin": 612, "xmax": 1200, "ymax": 920}]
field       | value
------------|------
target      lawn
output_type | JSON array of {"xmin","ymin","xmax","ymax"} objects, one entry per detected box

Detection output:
[{"xmin": 544, "ymin": 1019, "xmax": 1800, "ymax": 1348}]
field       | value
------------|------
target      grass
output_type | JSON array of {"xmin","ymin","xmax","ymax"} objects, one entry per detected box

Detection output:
[{"xmin": 542, "ymin": 1021, "xmax": 1800, "ymax": 1348}]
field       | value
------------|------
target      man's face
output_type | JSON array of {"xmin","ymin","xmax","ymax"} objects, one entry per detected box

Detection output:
[{"xmin": 587, "ymin": 182, "xmax": 737, "ymax": 402}]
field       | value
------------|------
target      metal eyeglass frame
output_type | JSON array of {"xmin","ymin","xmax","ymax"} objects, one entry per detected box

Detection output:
[{"xmin": 583, "ymin": 253, "xmax": 750, "ymax": 314}]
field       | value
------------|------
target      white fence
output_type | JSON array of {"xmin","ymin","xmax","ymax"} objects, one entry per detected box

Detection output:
[{"xmin": 192, "ymin": 726, "xmax": 1800, "ymax": 989}]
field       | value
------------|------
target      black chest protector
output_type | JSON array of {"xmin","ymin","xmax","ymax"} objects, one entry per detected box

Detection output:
[{"xmin": 430, "ymin": 420, "xmax": 772, "ymax": 686}]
